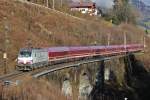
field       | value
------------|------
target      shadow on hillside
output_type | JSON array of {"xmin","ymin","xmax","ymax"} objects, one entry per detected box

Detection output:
[
  {"xmin": 90, "ymin": 54, "xmax": 150, "ymax": 100},
  {"xmin": 126, "ymin": 54, "xmax": 150, "ymax": 100}
]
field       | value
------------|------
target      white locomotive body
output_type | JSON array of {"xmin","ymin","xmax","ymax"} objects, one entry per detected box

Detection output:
[{"xmin": 17, "ymin": 48, "xmax": 48, "ymax": 71}]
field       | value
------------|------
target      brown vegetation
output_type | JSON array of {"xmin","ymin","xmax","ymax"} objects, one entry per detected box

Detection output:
[
  {"xmin": 0, "ymin": 0, "xmax": 149, "ymax": 99},
  {"xmin": 0, "ymin": 0, "xmax": 145, "ymax": 74},
  {"xmin": 0, "ymin": 76, "xmax": 66, "ymax": 100}
]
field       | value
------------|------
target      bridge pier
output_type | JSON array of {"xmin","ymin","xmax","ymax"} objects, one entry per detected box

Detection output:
[
  {"xmin": 90, "ymin": 57, "xmax": 131, "ymax": 100},
  {"xmin": 78, "ymin": 69, "xmax": 93, "ymax": 100},
  {"xmin": 90, "ymin": 59, "xmax": 105, "ymax": 100},
  {"xmin": 98, "ymin": 60, "xmax": 105, "ymax": 93},
  {"xmin": 62, "ymin": 73, "xmax": 73, "ymax": 98},
  {"xmin": 37, "ymin": 55, "xmax": 139, "ymax": 99},
  {"xmin": 124, "ymin": 53, "xmax": 134, "ymax": 86},
  {"xmin": 73, "ymin": 65, "xmax": 79, "ymax": 83}
]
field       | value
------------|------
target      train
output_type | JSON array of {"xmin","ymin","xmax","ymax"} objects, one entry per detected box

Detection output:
[{"xmin": 16, "ymin": 44, "xmax": 144, "ymax": 71}]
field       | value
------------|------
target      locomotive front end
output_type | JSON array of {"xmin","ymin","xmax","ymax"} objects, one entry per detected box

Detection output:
[{"xmin": 17, "ymin": 49, "xmax": 33, "ymax": 71}]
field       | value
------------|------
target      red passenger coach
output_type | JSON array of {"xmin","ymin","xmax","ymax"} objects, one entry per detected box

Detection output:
[
  {"xmin": 48, "ymin": 47, "xmax": 69, "ymax": 58},
  {"xmin": 47, "ymin": 44, "xmax": 144, "ymax": 62}
]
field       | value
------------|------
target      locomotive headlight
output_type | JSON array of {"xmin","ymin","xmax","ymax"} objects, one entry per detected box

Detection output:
[
  {"xmin": 18, "ymin": 57, "xmax": 33, "ymax": 65},
  {"xmin": 24, "ymin": 60, "xmax": 27, "ymax": 64},
  {"xmin": 18, "ymin": 58, "xmax": 24, "ymax": 64},
  {"xmin": 26, "ymin": 59, "xmax": 33, "ymax": 64}
]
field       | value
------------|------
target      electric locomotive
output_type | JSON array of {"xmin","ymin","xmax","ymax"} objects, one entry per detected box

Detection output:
[{"xmin": 17, "ymin": 48, "xmax": 48, "ymax": 71}]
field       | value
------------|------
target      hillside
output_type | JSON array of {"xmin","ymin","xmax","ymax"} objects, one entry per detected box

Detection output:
[
  {"xmin": 0, "ymin": 76, "xmax": 67, "ymax": 100},
  {"xmin": 130, "ymin": 0, "xmax": 150, "ymax": 17},
  {"xmin": 130, "ymin": 0, "xmax": 150, "ymax": 31},
  {"xmin": 0, "ymin": 0, "xmax": 145, "ymax": 74}
]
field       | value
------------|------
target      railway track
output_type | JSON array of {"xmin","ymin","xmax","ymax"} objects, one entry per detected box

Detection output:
[
  {"xmin": 0, "ymin": 51, "xmax": 143, "ymax": 83},
  {"xmin": 0, "ymin": 71, "xmax": 26, "ymax": 82}
]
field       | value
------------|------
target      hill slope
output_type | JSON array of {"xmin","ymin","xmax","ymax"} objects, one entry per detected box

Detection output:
[{"xmin": 0, "ymin": 0, "xmax": 144, "ymax": 73}]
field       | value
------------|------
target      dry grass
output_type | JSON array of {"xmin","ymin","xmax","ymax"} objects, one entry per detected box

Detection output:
[
  {"xmin": 0, "ymin": 76, "xmax": 67, "ymax": 100},
  {"xmin": 0, "ymin": 0, "xmax": 145, "ymax": 74},
  {"xmin": 137, "ymin": 36, "xmax": 150, "ymax": 71},
  {"xmin": 0, "ymin": 1, "xmax": 149, "ymax": 99}
]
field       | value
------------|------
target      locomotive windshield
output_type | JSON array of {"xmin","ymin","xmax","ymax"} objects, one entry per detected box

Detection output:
[{"xmin": 19, "ymin": 50, "xmax": 31, "ymax": 57}]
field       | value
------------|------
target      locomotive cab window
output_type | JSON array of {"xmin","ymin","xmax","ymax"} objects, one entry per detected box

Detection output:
[{"xmin": 19, "ymin": 51, "xmax": 31, "ymax": 57}]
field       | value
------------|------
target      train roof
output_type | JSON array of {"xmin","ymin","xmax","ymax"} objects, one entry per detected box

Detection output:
[
  {"xmin": 19, "ymin": 44, "xmax": 143, "ymax": 52},
  {"xmin": 20, "ymin": 48, "xmax": 47, "ymax": 51},
  {"xmin": 47, "ymin": 46, "xmax": 106, "ymax": 52},
  {"xmin": 48, "ymin": 47, "xmax": 69, "ymax": 52}
]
